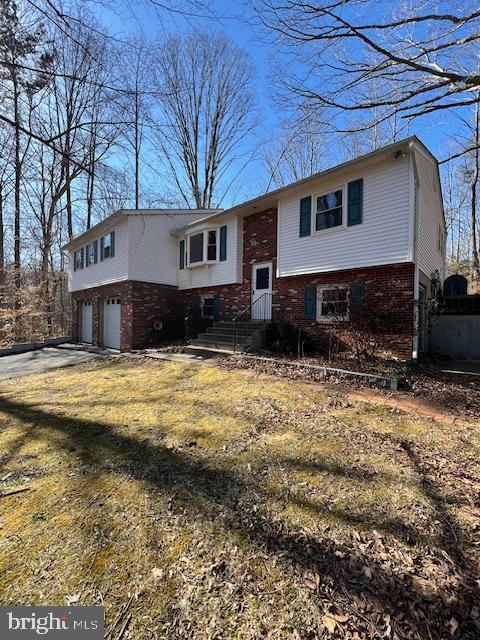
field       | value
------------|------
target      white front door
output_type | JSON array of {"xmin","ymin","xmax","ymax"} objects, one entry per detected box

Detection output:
[
  {"xmin": 103, "ymin": 297, "xmax": 121, "ymax": 349},
  {"xmin": 81, "ymin": 301, "xmax": 93, "ymax": 343},
  {"xmin": 251, "ymin": 262, "xmax": 272, "ymax": 320}
]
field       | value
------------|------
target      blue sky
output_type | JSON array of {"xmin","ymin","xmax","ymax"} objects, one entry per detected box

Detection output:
[{"xmin": 89, "ymin": 0, "xmax": 471, "ymax": 208}]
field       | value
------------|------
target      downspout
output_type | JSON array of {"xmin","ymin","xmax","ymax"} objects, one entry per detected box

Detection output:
[{"xmin": 409, "ymin": 141, "xmax": 420, "ymax": 361}]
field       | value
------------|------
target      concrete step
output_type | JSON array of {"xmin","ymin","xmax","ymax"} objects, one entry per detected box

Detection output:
[
  {"xmin": 181, "ymin": 345, "xmax": 234, "ymax": 357},
  {"xmin": 192, "ymin": 337, "xmax": 237, "ymax": 350},
  {"xmin": 213, "ymin": 321, "xmax": 268, "ymax": 329},
  {"xmin": 205, "ymin": 327, "xmax": 257, "ymax": 338}
]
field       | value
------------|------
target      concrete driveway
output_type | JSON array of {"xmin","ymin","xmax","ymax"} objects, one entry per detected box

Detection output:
[{"xmin": 0, "ymin": 344, "xmax": 109, "ymax": 380}]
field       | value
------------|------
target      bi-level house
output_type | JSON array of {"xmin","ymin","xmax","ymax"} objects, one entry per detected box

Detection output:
[{"xmin": 63, "ymin": 137, "xmax": 446, "ymax": 360}]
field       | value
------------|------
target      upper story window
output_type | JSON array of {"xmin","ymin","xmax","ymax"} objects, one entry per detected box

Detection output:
[
  {"xmin": 86, "ymin": 240, "xmax": 98, "ymax": 267},
  {"xmin": 207, "ymin": 230, "xmax": 217, "ymax": 261},
  {"xmin": 185, "ymin": 225, "xmax": 227, "ymax": 268},
  {"xmin": 315, "ymin": 189, "xmax": 343, "ymax": 231},
  {"xmin": 100, "ymin": 231, "xmax": 115, "ymax": 261},
  {"xmin": 73, "ymin": 247, "xmax": 84, "ymax": 271},
  {"xmin": 299, "ymin": 179, "xmax": 363, "ymax": 237},
  {"xmin": 189, "ymin": 233, "xmax": 204, "ymax": 264}
]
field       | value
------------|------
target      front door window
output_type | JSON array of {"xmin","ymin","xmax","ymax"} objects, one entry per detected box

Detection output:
[{"xmin": 251, "ymin": 262, "xmax": 272, "ymax": 321}]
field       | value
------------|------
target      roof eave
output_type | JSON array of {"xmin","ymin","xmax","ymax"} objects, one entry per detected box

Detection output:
[{"xmin": 173, "ymin": 136, "xmax": 422, "ymax": 234}]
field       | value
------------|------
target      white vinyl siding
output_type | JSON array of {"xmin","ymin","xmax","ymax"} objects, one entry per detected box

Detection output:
[
  {"xmin": 69, "ymin": 218, "xmax": 129, "ymax": 292},
  {"xmin": 177, "ymin": 216, "xmax": 242, "ymax": 290},
  {"xmin": 127, "ymin": 212, "xmax": 205, "ymax": 285},
  {"xmin": 277, "ymin": 155, "xmax": 411, "ymax": 277},
  {"xmin": 415, "ymin": 147, "xmax": 445, "ymax": 282},
  {"xmin": 68, "ymin": 211, "xmax": 207, "ymax": 292}
]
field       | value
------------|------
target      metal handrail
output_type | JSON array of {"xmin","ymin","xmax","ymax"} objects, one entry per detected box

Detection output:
[{"xmin": 232, "ymin": 292, "xmax": 272, "ymax": 353}]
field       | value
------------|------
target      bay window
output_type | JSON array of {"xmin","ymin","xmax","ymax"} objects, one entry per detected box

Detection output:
[
  {"xmin": 189, "ymin": 233, "xmax": 204, "ymax": 264},
  {"xmin": 207, "ymin": 230, "xmax": 217, "ymax": 261},
  {"xmin": 186, "ymin": 225, "xmax": 226, "ymax": 267}
]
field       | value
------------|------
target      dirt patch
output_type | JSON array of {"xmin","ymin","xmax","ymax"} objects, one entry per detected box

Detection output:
[{"xmin": 221, "ymin": 354, "xmax": 480, "ymax": 419}]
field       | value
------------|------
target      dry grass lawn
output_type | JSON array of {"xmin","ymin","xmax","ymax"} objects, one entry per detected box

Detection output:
[{"xmin": 0, "ymin": 358, "xmax": 479, "ymax": 639}]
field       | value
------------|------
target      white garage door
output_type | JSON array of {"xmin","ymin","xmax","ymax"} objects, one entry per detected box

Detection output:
[
  {"xmin": 103, "ymin": 298, "xmax": 121, "ymax": 349},
  {"xmin": 81, "ymin": 301, "xmax": 93, "ymax": 343}
]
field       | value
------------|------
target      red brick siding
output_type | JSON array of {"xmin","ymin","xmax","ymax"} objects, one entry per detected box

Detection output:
[
  {"xmin": 180, "ymin": 208, "xmax": 278, "ymax": 318},
  {"xmin": 274, "ymin": 263, "xmax": 415, "ymax": 358},
  {"xmin": 72, "ymin": 280, "xmax": 180, "ymax": 352},
  {"xmin": 181, "ymin": 207, "xmax": 415, "ymax": 359},
  {"xmin": 243, "ymin": 208, "xmax": 277, "ymax": 285},
  {"xmin": 72, "ymin": 206, "xmax": 415, "ymax": 359}
]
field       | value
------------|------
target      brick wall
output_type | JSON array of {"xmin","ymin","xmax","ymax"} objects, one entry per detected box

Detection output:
[
  {"xmin": 180, "ymin": 207, "xmax": 415, "ymax": 359},
  {"xmin": 273, "ymin": 263, "xmax": 415, "ymax": 358},
  {"xmin": 72, "ymin": 280, "xmax": 181, "ymax": 352},
  {"xmin": 72, "ymin": 207, "xmax": 415, "ymax": 359}
]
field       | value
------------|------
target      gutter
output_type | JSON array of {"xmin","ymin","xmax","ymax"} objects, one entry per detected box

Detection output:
[
  {"xmin": 409, "ymin": 141, "xmax": 421, "ymax": 360},
  {"xmin": 172, "ymin": 136, "xmax": 423, "ymax": 235}
]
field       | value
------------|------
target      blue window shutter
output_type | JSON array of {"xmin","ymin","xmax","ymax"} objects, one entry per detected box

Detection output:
[
  {"xmin": 350, "ymin": 282, "xmax": 365, "ymax": 318},
  {"xmin": 304, "ymin": 286, "xmax": 316, "ymax": 319},
  {"xmin": 299, "ymin": 196, "xmax": 312, "ymax": 237},
  {"xmin": 219, "ymin": 225, "xmax": 227, "ymax": 261},
  {"xmin": 93, "ymin": 240, "xmax": 98, "ymax": 264},
  {"xmin": 348, "ymin": 179, "xmax": 363, "ymax": 226},
  {"xmin": 100, "ymin": 236, "xmax": 104, "ymax": 261},
  {"xmin": 110, "ymin": 231, "xmax": 115, "ymax": 257},
  {"xmin": 80, "ymin": 247, "xmax": 84, "ymax": 269},
  {"xmin": 213, "ymin": 294, "xmax": 220, "ymax": 320},
  {"xmin": 179, "ymin": 239, "xmax": 185, "ymax": 270},
  {"xmin": 73, "ymin": 251, "xmax": 77, "ymax": 272}
]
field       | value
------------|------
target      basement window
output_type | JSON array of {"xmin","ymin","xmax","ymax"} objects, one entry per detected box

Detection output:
[
  {"xmin": 201, "ymin": 296, "xmax": 215, "ymax": 318},
  {"xmin": 317, "ymin": 286, "xmax": 349, "ymax": 321}
]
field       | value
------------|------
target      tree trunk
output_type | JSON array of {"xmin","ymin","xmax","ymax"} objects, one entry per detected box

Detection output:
[
  {"xmin": 86, "ymin": 142, "xmax": 95, "ymax": 229},
  {"xmin": 66, "ymin": 158, "xmax": 73, "ymax": 239},
  {"xmin": 471, "ymin": 100, "xmax": 480, "ymax": 292},
  {"xmin": 134, "ymin": 86, "xmax": 140, "ymax": 209},
  {"xmin": 0, "ymin": 185, "xmax": 4, "ymax": 342},
  {"xmin": 13, "ymin": 73, "xmax": 21, "ymax": 339},
  {"xmin": 0, "ymin": 186, "xmax": 4, "ymax": 290}
]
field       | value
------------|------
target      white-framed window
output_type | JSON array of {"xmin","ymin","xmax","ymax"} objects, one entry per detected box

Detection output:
[
  {"xmin": 201, "ymin": 295, "xmax": 215, "ymax": 318},
  {"xmin": 207, "ymin": 230, "xmax": 217, "ymax": 261},
  {"xmin": 86, "ymin": 240, "xmax": 97, "ymax": 267},
  {"xmin": 314, "ymin": 187, "xmax": 344, "ymax": 232},
  {"xmin": 317, "ymin": 286, "xmax": 349, "ymax": 321},
  {"xmin": 189, "ymin": 232, "xmax": 204, "ymax": 264},
  {"xmin": 186, "ymin": 226, "xmax": 224, "ymax": 267},
  {"xmin": 74, "ymin": 247, "xmax": 84, "ymax": 271},
  {"xmin": 101, "ymin": 231, "xmax": 115, "ymax": 261}
]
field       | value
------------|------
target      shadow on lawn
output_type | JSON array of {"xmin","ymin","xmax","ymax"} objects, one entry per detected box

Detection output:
[{"xmin": 0, "ymin": 393, "xmax": 478, "ymax": 639}]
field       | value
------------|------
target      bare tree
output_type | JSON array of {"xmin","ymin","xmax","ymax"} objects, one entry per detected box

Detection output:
[
  {"xmin": 117, "ymin": 34, "xmax": 153, "ymax": 210},
  {"xmin": 256, "ymin": 1, "xmax": 480, "ymax": 160},
  {"xmin": 0, "ymin": 0, "xmax": 53, "ymax": 338},
  {"xmin": 263, "ymin": 115, "xmax": 330, "ymax": 189},
  {"xmin": 153, "ymin": 31, "xmax": 257, "ymax": 208}
]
